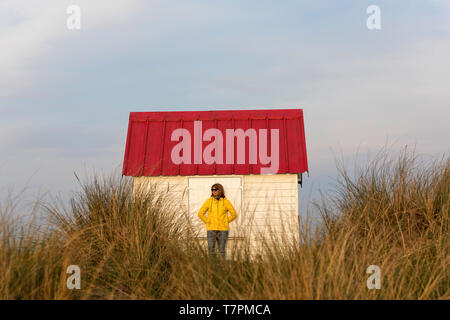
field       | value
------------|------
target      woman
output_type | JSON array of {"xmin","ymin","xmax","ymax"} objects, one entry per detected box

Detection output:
[{"xmin": 198, "ymin": 183, "xmax": 237, "ymax": 259}]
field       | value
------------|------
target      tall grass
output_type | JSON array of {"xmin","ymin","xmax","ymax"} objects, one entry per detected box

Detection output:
[{"xmin": 0, "ymin": 148, "xmax": 448, "ymax": 299}]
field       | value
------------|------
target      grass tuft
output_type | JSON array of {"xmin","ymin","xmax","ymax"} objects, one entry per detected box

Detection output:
[{"xmin": 0, "ymin": 147, "xmax": 448, "ymax": 299}]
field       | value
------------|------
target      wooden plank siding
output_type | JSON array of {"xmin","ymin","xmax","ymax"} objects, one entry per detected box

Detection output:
[{"xmin": 132, "ymin": 174, "xmax": 300, "ymax": 258}]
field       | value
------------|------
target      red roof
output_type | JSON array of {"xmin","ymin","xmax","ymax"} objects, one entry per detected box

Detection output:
[{"xmin": 122, "ymin": 109, "xmax": 308, "ymax": 176}]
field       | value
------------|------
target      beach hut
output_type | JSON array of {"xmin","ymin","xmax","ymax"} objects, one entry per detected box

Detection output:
[{"xmin": 122, "ymin": 109, "xmax": 308, "ymax": 256}]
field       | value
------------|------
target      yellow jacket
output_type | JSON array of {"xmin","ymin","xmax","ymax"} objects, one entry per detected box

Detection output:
[{"xmin": 198, "ymin": 197, "xmax": 237, "ymax": 231}]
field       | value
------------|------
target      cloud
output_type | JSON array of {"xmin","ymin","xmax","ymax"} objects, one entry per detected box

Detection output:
[
  {"xmin": 0, "ymin": 0, "xmax": 142, "ymax": 97},
  {"xmin": 0, "ymin": 120, "xmax": 126, "ymax": 204},
  {"xmin": 1, "ymin": 0, "xmax": 448, "ymax": 208},
  {"xmin": 429, "ymin": 0, "xmax": 450, "ymax": 9},
  {"xmin": 205, "ymin": 33, "xmax": 450, "ymax": 157},
  {"xmin": 0, "ymin": 120, "xmax": 126, "ymax": 158}
]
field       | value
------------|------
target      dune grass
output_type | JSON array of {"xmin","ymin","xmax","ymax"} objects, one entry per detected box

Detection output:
[{"xmin": 0, "ymin": 148, "xmax": 448, "ymax": 299}]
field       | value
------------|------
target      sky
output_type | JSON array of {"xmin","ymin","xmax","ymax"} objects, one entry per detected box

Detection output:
[{"xmin": 1, "ymin": 0, "xmax": 449, "ymax": 220}]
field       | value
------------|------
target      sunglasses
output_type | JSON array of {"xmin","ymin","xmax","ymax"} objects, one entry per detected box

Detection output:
[{"xmin": 211, "ymin": 188, "xmax": 218, "ymax": 191}]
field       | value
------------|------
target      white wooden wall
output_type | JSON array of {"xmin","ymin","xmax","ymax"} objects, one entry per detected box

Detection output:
[
  {"xmin": 132, "ymin": 174, "xmax": 300, "ymax": 258},
  {"xmin": 242, "ymin": 174, "xmax": 300, "ymax": 256}
]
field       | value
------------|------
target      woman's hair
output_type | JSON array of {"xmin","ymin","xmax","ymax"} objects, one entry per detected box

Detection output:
[{"xmin": 211, "ymin": 183, "xmax": 225, "ymax": 198}]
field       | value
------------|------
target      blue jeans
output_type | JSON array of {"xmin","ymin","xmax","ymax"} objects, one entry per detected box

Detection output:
[{"xmin": 207, "ymin": 230, "xmax": 229, "ymax": 259}]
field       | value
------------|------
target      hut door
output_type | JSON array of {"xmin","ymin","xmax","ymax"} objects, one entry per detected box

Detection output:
[{"xmin": 188, "ymin": 177, "xmax": 243, "ymax": 238}]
